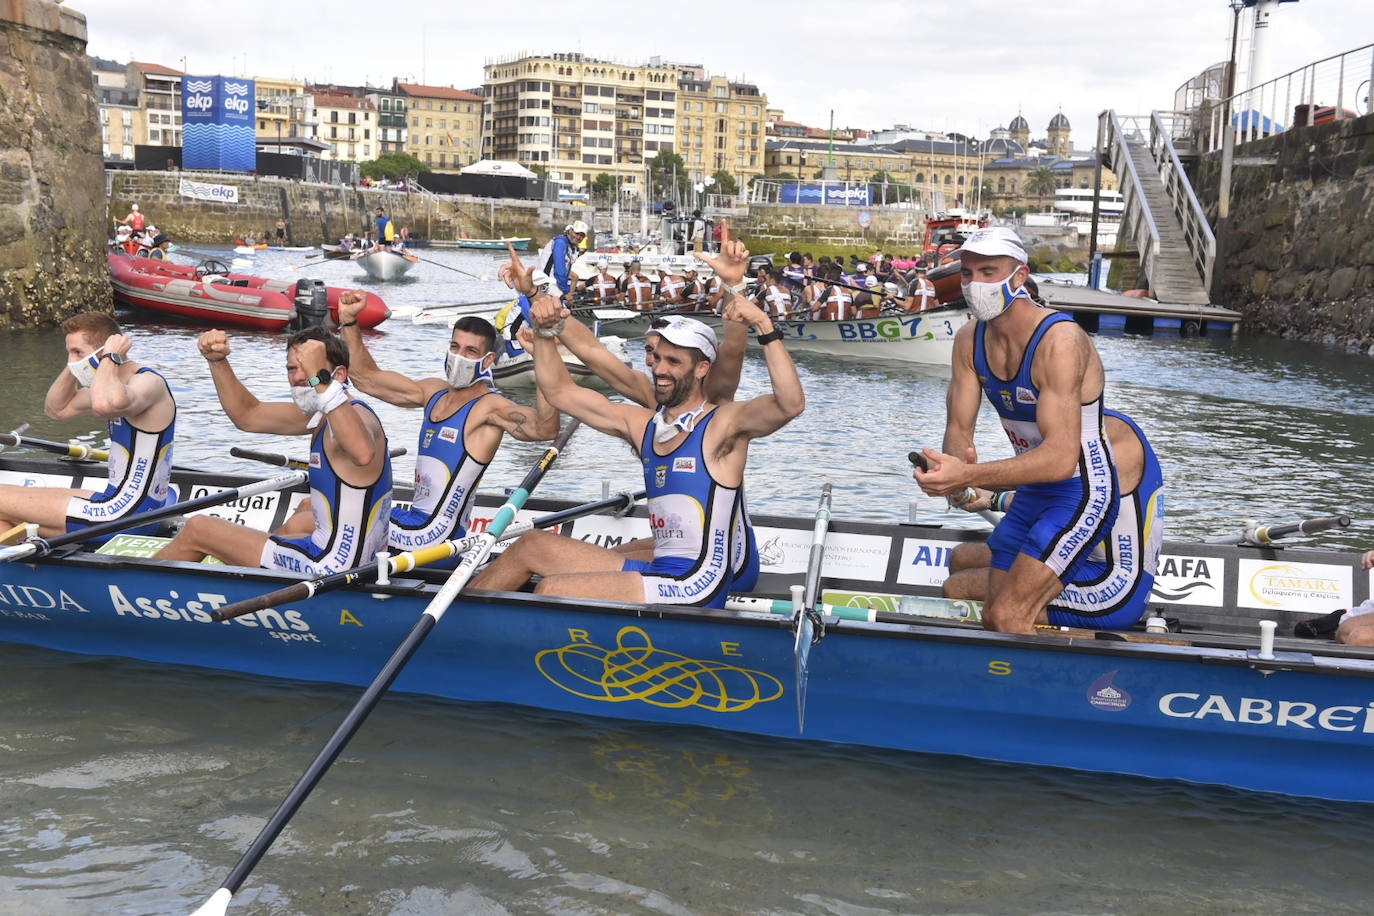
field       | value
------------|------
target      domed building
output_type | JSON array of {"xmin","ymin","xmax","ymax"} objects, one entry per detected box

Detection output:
[
  {"xmin": 1008, "ymin": 112, "xmax": 1030, "ymax": 149},
  {"xmin": 1047, "ymin": 111, "xmax": 1071, "ymax": 157}
]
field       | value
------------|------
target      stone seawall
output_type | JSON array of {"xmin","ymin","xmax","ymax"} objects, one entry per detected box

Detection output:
[
  {"xmin": 1192, "ymin": 113, "xmax": 1374, "ymax": 354},
  {"xmin": 108, "ymin": 170, "xmax": 584, "ymax": 249},
  {"xmin": 1, "ymin": 0, "xmax": 110, "ymax": 328}
]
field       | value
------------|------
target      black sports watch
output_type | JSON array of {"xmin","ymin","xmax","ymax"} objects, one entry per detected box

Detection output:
[
  {"xmin": 100, "ymin": 352, "xmax": 125, "ymax": 366},
  {"xmin": 755, "ymin": 328, "xmax": 784, "ymax": 346},
  {"xmin": 306, "ymin": 371, "xmax": 330, "ymax": 388}
]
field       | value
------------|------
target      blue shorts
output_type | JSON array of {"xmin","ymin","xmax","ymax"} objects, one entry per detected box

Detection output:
[
  {"xmin": 389, "ymin": 506, "xmax": 465, "ymax": 570},
  {"xmin": 987, "ymin": 477, "xmax": 1118, "ymax": 584},
  {"xmin": 1049, "ymin": 565, "xmax": 1153, "ymax": 630},
  {"xmin": 733, "ymin": 525, "xmax": 760, "ymax": 592},
  {"xmin": 622, "ymin": 554, "xmax": 731, "ymax": 609}
]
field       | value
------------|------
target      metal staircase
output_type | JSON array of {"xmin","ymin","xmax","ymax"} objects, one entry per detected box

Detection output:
[{"xmin": 1100, "ymin": 111, "xmax": 1215, "ymax": 305}]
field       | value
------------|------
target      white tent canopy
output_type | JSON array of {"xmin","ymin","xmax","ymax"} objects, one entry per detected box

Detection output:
[{"xmin": 459, "ymin": 159, "xmax": 538, "ymax": 179}]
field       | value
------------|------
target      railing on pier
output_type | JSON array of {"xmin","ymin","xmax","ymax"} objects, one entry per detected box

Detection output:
[
  {"xmin": 1204, "ymin": 43, "xmax": 1373, "ymax": 152},
  {"xmin": 1100, "ymin": 110, "xmax": 1160, "ymax": 282},
  {"xmin": 1149, "ymin": 111, "xmax": 1215, "ymax": 294}
]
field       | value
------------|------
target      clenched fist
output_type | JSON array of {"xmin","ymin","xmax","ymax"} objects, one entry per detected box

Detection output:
[
  {"xmin": 337, "ymin": 290, "xmax": 368, "ymax": 324},
  {"xmin": 198, "ymin": 329, "xmax": 231, "ymax": 362}
]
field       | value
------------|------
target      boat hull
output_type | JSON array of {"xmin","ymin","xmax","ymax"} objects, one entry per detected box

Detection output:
[
  {"xmin": 2, "ymin": 456, "xmax": 1371, "ymax": 805},
  {"xmin": 355, "ymin": 250, "xmax": 417, "ymax": 281},
  {"xmin": 602, "ymin": 308, "xmax": 972, "ymax": 366},
  {"xmin": 109, "ymin": 255, "xmax": 389, "ymax": 329},
  {"xmin": 456, "ymin": 237, "xmax": 530, "ymax": 250}
]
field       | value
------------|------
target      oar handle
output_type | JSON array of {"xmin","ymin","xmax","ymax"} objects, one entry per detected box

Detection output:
[
  {"xmin": 1244, "ymin": 515, "xmax": 1351, "ymax": 545},
  {"xmin": 0, "ymin": 423, "xmax": 31, "ymax": 451},
  {"xmin": 0, "ymin": 432, "xmax": 108, "ymax": 462},
  {"xmin": 231, "ymin": 445, "xmax": 406, "ymax": 468}
]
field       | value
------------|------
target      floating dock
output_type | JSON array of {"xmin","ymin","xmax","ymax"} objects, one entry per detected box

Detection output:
[{"xmin": 1038, "ymin": 284, "xmax": 1241, "ymax": 337}]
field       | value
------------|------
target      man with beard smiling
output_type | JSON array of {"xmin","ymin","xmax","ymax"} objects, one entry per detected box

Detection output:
[{"xmin": 470, "ymin": 242, "xmax": 805, "ymax": 608}]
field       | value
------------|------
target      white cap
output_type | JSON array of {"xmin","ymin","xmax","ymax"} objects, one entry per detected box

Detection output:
[
  {"xmin": 855, "ymin": 262, "xmax": 869, "ymax": 271},
  {"xmin": 529, "ymin": 269, "xmax": 553, "ymax": 292},
  {"xmin": 595, "ymin": 257, "xmax": 609, "ymax": 269},
  {"xmin": 568, "ymin": 220, "xmax": 590, "ymax": 235},
  {"xmin": 956, "ymin": 227, "xmax": 1028, "ymax": 264},
  {"xmin": 883, "ymin": 281, "xmax": 900, "ymax": 295},
  {"xmin": 647, "ymin": 316, "xmax": 717, "ymax": 362},
  {"xmin": 864, "ymin": 275, "xmax": 879, "ymax": 289},
  {"xmin": 130, "ymin": 204, "xmax": 139, "ymax": 211}
]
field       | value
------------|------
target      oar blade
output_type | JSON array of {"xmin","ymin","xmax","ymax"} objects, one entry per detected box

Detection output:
[
  {"xmin": 189, "ymin": 887, "xmax": 232, "ymax": 916},
  {"xmin": 794, "ymin": 612, "xmax": 814, "ymax": 733}
]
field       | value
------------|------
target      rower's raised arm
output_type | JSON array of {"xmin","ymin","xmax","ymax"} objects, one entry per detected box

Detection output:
[
  {"xmin": 43, "ymin": 360, "xmax": 91, "ymax": 420},
  {"xmin": 530, "ymin": 292, "xmax": 653, "ymax": 406},
  {"xmin": 338, "ymin": 291, "xmax": 435, "ymax": 408},
  {"xmin": 199, "ymin": 330, "xmax": 309, "ymax": 435},
  {"xmin": 720, "ymin": 292, "xmax": 804, "ymax": 440},
  {"xmin": 529, "ymin": 301, "xmax": 641, "ymax": 445}
]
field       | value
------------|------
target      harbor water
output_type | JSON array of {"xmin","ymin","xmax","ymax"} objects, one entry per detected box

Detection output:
[{"xmin": 2, "ymin": 247, "xmax": 1373, "ymax": 914}]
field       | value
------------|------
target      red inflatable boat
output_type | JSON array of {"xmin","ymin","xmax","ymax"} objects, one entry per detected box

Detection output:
[{"xmin": 108, "ymin": 255, "xmax": 390, "ymax": 331}]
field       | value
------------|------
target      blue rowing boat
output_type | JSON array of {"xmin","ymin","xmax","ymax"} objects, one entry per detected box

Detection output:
[{"xmin": 1, "ymin": 456, "xmax": 1370, "ymax": 804}]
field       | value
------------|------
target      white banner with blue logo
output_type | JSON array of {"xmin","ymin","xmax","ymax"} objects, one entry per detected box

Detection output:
[{"xmin": 178, "ymin": 177, "xmax": 240, "ymax": 204}]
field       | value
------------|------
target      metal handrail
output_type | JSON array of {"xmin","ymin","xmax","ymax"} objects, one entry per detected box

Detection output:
[
  {"xmin": 1149, "ymin": 110, "xmax": 1216, "ymax": 292},
  {"xmin": 1205, "ymin": 42, "xmax": 1372, "ymax": 152},
  {"xmin": 1100, "ymin": 110, "xmax": 1160, "ymax": 282}
]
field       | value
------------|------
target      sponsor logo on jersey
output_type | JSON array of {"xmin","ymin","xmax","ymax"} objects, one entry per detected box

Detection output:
[
  {"xmin": 999, "ymin": 389, "xmax": 1014, "ymax": 412},
  {"xmin": 654, "ymin": 465, "xmax": 667, "ymax": 488},
  {"xmin": 673, "ymin": 457, "xmax": 696, "ymax": 473},
  {"xmin": 1016, "ymin": 386, "xmax": 1037, "ymax": 404},
  {"xmin": 309, "ymin": 452, "xmax": 321, "ymax": 468},
  {"xmin": 438, "ymin": 426, "xmax": 459, "ymax": 443}
]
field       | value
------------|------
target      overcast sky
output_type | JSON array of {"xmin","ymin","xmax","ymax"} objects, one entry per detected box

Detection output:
[{"xmin": 79, "ymin": 0, "xmax": 1370, "ymax": 146}]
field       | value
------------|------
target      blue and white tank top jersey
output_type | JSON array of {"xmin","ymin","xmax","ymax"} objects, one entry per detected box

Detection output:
[
  {"xmin": 639, "ymin": 409, "xmax": 738, "ymax": 605},
  {"xmin": 973, "ymin": 312, "xmax": 1113, "ymax": 493},
  {"xmin": 1096, "ymin": 409, "xmax": 1163, "ymax": 577},
  {"xmin": 391, "ymin": 389, "xmax": 491, "ymax": 550},
  {"xmin": 297, "ymin": 401, "xmax": 393, "ymax": 563},
  {"xmin": 78, "ymin": 367, "xmax": 176, "ymax": 520}
]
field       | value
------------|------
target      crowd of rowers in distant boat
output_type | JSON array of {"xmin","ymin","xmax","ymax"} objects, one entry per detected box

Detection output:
[{"xmin": 576, "ymin": 251, "xmax": 942, "ymax": 321}]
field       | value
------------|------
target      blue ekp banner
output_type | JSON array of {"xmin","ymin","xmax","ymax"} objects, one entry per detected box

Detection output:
[
  {"xmin": 779, "ymin": 183, "xmax": 871, "ymax": 206},
  {"xmin": 181, "ymin": 76, "xmax": 256, "ymax": 172}
]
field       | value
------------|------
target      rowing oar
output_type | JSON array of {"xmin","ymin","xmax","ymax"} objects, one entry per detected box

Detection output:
[
  {"xmin": 1207, "ymin": 515, "xmax": 1351, "ymax": 546},
  {"xmin": 728, "ymin": 593, "xmax": 982, "ymax": 625},
  {"xmin": 190, "ymin": 419, "xmax": 582, "ymax": 916},
  {"xmin": 793, "ymin": 483, "xmax": 831, "ymax": 733},
  {"xmin": 403, "ymin": 296, "xmax": 522, "ymax": 314},
  {"xmin": 0, "ymin": 423, "xmax": 31, "ymax": 453},
  {"xmin": 0, "ymin": 470, "xmax": 307, "ymax": 564},
  {"xmin": 403, "ymin": 252, "xmax": 489, "ymax": 281},
  {"xmin": 230, "ymin": 445, "xmax": 407, "ymax": 469},
  {"xmin": 209, "ymin": 484, "xmax": 643, "ymax": 622},
  {"xmin": 0, "ymin": 428, "xmax": 107, "ymax": 462},
  {"xmin": 909, "ymin": 450, "xmax": 1003, "ymax": 527}
]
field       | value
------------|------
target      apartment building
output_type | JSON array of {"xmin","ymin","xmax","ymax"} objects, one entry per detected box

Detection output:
[
  {"xmin": 674, "ymin": 70, "xmax": 768, "ymax": 189},
  {"xmin": 303, "ymin": 91, "xmax": 376, "ymax": 162},
  {"xmin": 397, "ymin": 82, "xmax": 482, "ymax": 172}
]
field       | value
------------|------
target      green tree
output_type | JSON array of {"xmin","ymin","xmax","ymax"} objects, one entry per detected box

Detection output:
[
  {"xmin": 772, "ymin": 171, "xmax": 796, "ymax": 180},
  {"xmin": 1024, "ymin": 166, "xmax": 1057, "ymax": 208},
  {"xmin": 648, "ymin": 149, "xmax": 690, "ymax": 201},
  {"xmin": 868, "ymin": 170, "xmax": 895, "ymax": 203},
  {"xmin": 590, "ymin": 172, "xmax": 616, "ymax": 199},
  {"xmin": 359, "ymin": 152, "xmax": 430, "ymax": 180},
  {"xmin": 529, "ymin": 163, "xmax": 549, "ymax": 179},
  {"xmin": 709, "ymin": 169, "xmax": 738, "ymax": 196}
]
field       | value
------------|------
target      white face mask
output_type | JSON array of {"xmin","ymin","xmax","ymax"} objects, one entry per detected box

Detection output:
[
  {"xmin": 961, "ymin": 270, "xmax": 1029, "ymax": 322},
  {"xmin": 444, "ymin": 351, "xmax": 494, "ymax": 389},
  {"xmin": 291, "ymin": 369, "xmax": 343, "ymax": 429},
  {"xmin": 67, "ymin": 348, "xmax": 104, "ymax": 388},
  {"xmin": 652, "ymin": 403, "xmax": 707, "ymax": 444}
]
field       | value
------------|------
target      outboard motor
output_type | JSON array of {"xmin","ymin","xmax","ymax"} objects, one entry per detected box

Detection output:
[{"xmin": 292, "ymin": 278, "xmax": 330, "ymax": 329}]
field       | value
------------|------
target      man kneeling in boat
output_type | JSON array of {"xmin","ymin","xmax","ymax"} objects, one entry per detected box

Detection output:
[
  {"xmin": 941, "ymin": 409, "xmax": 1164, "ymax": 630},
  {"xmin": 914, "ymin": 227, "xmax": 1119, "ymax": 635},
  {"xmin": 0, "ymin": 313, "xmax": 177, "ymax": 543},
  {"xmin": 471, "ymin": 279, "xmax": 804, "ymax": 607},
  {"xmin": 154, "ymin": 328, "xmax": 392, "ymax": 574},
  {"xmin": 335, "ymin": 289, "xmax": 559, "ymax": 567}
]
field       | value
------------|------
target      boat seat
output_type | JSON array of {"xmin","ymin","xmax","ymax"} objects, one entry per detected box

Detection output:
[{"xmin": 229, "ymin": 278, "xmax": 250, "ymax": 288}]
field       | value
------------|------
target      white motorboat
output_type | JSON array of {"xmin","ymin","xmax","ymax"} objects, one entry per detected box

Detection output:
[{"xmin": 355, "ymin": 248, "xmax": 417, "ymax": 281}]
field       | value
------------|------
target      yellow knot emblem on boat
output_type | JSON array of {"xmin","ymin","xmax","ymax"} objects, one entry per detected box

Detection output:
[{"xmin": 535, "ymin": 626, "xmax": 784, "ymax": 712}]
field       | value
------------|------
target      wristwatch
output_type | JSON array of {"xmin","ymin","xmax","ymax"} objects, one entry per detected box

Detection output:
[
  {"xmin": 755, "ymin": 328, "xmax": 784, "ymax": 346},
  {"xmin": 100, "ymin": 352, "xmax": 125, "ymax": 366},
  {"xmin": 306, "ymin": 371, "xmax": 330, "ymax": 388}
]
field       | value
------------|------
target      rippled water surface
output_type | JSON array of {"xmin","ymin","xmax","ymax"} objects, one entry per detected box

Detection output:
[{"xmin": 1, "ymin": 246, "xmax": 1373, "ymax": 914}]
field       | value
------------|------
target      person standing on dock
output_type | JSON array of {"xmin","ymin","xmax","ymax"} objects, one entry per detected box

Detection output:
[
  {"xmin": 275, "ymin": 218, "xmax": 287, "ymax": 245},
  {"xmin": 153, "ymin": 327, "xmax": 393, "ymax": 574},
  {"xmin": 0, "ymin": 313, "xmax": 177, "ymax": 543},
  {"xmin": 473, "ymin": 240, "xmax": 798, "ymax": 606},
  {"xmin": 333, "ymin": 291, "xmax": 559, "ymax": 566},
  {"xmin": 914, "ymin": 227, "xmax": 1119, "ymax": 635},
  {"xmin": 536, "ymin": 221, "xmax": 589, "ymax": 304}
]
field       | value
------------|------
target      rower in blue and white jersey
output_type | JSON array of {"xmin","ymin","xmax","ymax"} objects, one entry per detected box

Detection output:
[
  {"xmin": 155, "ymin": 325, "xmax": 395, "ymax": 574},
  {"xmin": 333, "ymin": 291, "xmax": 559, "ymax": 566},
  {"xmin": 0, "ymin": 312, "xmax": 177, "ymax": 544},
  {"xmin": 943, "ymin": 408, "xmax": 1164, "ymax": 630},
  {"xmin": 914, "ymin": 226, "xmax": 1119, "ymax": 634},
  {"xmin": 473, "ymin": 241, "xmax": 804, "ymax": 606}
]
